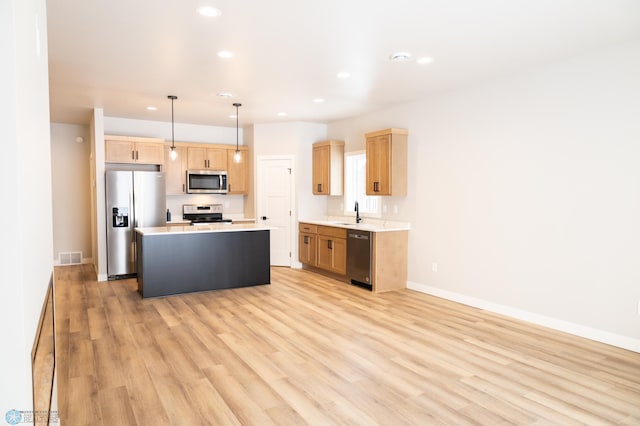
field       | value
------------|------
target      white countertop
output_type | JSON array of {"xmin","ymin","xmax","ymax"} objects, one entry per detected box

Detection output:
[
  {"xmin": 300, "ymin": 217, "xmax": 410, "ymax": 233},
  {"xmin": 136, "ymin": 223, "xmax": 270, "ymax": 236}
]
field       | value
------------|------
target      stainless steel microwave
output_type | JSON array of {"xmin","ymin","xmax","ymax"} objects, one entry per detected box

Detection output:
[{"xmin": 186, "ymin": 170, "xmax": 228, "ymax": 194}]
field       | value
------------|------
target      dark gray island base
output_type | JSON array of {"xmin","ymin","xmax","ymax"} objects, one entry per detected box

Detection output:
[{"xmin": 136, "ymin": 226, "xmax": 270, "ymax": 298}]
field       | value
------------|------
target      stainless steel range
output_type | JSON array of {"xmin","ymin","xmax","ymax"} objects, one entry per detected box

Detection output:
[{"xmin": 183, "ymin": 204, "xmax": 232, "ymax": 225}]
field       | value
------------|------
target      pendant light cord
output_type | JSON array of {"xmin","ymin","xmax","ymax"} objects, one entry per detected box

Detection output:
[
  {"xmin": 233, "ymin": 103, "xmax": 241, "ymax": 153},
  {"xmin": 168, "ymin": 95, "xmax": 177, "ymax": 149}
]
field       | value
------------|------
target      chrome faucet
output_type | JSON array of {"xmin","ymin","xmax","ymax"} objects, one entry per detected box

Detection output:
[{"xmin": 355, "ymin": 201, "xmax": 362, "ymax": 223}]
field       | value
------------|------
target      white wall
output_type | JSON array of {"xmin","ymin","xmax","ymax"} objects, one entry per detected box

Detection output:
[
  {"xmin": 50, "ymin": 123, "xmax": 92, "ymax": 263},
  {"xmin": 104, "ymin": 116, "xmax": 240, "ymax": 145},
  {"xmin": 0, "ymin": 0, "xmax": 54, "ymax": 415},
  {"xmin": 252, "ymin": 122, "xmax": 328, "ymax": 265},
  {"xmin": 327, "ymin": 40, "xmax": 640, "ymax": 350},
  {"xmin": 252, "ymin": 121, "xmax": 328, "ymax": 221}
]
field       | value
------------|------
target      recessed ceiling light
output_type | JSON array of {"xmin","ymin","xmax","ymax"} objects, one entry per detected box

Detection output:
[
  {"xmin": 197, "ymin": 6, "xmax": 221, "ymax": 17},
  {"xmin": 337, "ymin": 72, "xmax": 350, "ymax": 79},
  {"xmin": 389, "ymin": 52, "xmax": 412, "ymax": 62},
  {"xmin": 146, "ymin": 106, "xmax": 157, "ymax": 111},
  {"xmin": 417, "ymin": 57, "xmax": 434, "ymax": 65},
  {"xmin": 277, "ymin": 112, "xmax": 288, "ymax": 117},
  {"xmin": 313, "ymin": 98, "xmax": 324, "ymax": 103},
  {"xmin": 217, "ymin": 91, "xmax": 234, "ymax": 98},
  {"xmin": 217, "ymin": 50, "xmax": 233, "ymax": 59}
]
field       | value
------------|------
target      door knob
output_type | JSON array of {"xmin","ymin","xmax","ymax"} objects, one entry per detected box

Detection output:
[{"xmin": 261, "ymin": 216, "xmax": 268, "ymax": 220}]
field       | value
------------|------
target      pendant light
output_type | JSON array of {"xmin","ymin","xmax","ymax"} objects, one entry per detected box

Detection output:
[
  {"xmin": 233, "ymin": 102, "xmax": 242, "ymax": 163},
  {"xmin": 168, "ymin": 95, "xmax": 178, "ymax": 161}
]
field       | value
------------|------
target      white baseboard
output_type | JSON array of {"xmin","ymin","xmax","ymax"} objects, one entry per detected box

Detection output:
[{"xmin": 407, "ymin": 281, "xmax": 640, "ymax": 353}]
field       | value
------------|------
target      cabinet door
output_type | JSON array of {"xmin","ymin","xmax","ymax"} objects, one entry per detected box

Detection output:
[
  {"xmin": 331, "ymin": 237, "xmax": 347, "ymax": 275},
  {"xmin": 317, "ymin": 235, "xmax": 346, "ymax": 273},
  {"xmin": 227, "ymin": 149, "xmax": 249, "ymax": 194},
  {"xmin": 312, "ymin": 145, "xmax": 329, "ymax": 194},
  {"xmin": 317, "ymin": 235, "xmax": 333, "ymax": 271},
  {"xmin": 298, "ymin": 233, "xmax": 317, "ymax": 266},
  {"xmin": 366, "ymin": 134, "xmax": 391, "ymax": 195},
  {"xmin": 164, "ymin": 146, "xmax": 187, "ymax": 195},
  {"xmin": 207, "ymin": 148, "xmax": 227, "ymax": 170},
  {"xmin": 187, "ymin": 147, "xmax": 208, "ymax": 169},
  {"xmin": 135, "ymin": 142, "xmax": 165, "ymax": 165},
  {"xmin": 105, "ymin": 140, "xmax": 136, "ymax": 163}
]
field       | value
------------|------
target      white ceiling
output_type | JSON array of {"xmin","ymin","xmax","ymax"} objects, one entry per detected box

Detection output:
[{"xmin": 46, "ymin": 0, "xmax": 640, "ymax": 127}]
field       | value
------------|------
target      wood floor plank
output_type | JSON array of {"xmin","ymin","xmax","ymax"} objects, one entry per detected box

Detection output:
[{"xmin": 55, "ymin": 264, "xmax": 640, "ymax": 425}]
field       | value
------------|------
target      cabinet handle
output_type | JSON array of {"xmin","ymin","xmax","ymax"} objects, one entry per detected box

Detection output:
[
  {"xmin": 317, "ymin": 183, "xmax": 322, "ymax": 192},
  {"xmin": 328, "ymin": 240, "xmax": 333, "ymax": 249},
  {"xmin": 304, "ymin": 235, "xmax": 309, "ymax": 244},
  {"xmin": 182, "ymin": 183, "xmax": 185, "ymax": 193},
  {"xmin": 136, "ymin": 150, "xmax": 139, "ymax": 160},
  {"xmin": 228, "ymin": 184, "xmax": 231, "ymax": 191},
  {"xmin": 131, "ymin": 150, "xmax": 135, "ymax": 160},
  {"xmin": 374, "ymin": 181, "xmax": 379, "ymax": 192}
]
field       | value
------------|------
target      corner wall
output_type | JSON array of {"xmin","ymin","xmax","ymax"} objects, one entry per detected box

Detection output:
[
  {"xmin": 327, "ymin": 40, "xmax": 640, "ymax": 350},
  {"xmin": 0, "ymin": 0, "xmax": 55, "ymax": 416},
  {"xmin": 50, "ymin": 123, "xmax": 92, "ymax": 263}
]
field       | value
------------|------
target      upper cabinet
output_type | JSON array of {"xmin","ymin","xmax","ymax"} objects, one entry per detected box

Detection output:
[
  {"xmin": 163, "ymin": 145, "xmax": 187, "ymax": 195},
  {"xmin": 226, "ymin": 147, "xmax": 249, "ymax": 195},
  {"xmin": 312, "ymin": 140, "xmax": 344, "ymax": 195},
  {"xmin": 187, "ymin": 146, "xmax": 227, "ymax": 170},
  {"xmin": 365, "ymin": 128, "xmax": 407, "ymax": 196},
  {"xmin": 105, "ymin": 135, "xmax": 165, "ymax": 165}
]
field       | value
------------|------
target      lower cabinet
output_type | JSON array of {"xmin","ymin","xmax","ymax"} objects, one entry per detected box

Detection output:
[
  {"xmin": 298, "ymin": 232, "xmax": 317, "ymax": 266},
  {"xmin": 299, "ymin": 223, "xmax": 346, "ymax": 275},
  {"xmin": 317, "ymin": 227, "xmax": 347, "ymax": 275},
  {"xmin": 298, "ymin": 221, "xmax": 408, "ymax": 292}
]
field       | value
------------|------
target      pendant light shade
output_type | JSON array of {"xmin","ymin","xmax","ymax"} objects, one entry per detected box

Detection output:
[
  {"xmin": 233, "ymin": 103, "xmax": 242, "ymax": 163},
  {"xmin": 168, "ymin": 95, "xmax": 178, "ymax": 161}
]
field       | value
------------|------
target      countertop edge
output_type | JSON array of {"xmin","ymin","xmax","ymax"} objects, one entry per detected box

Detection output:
[
  {"xmin": 136, "ymin": 224, "xmax": 270, "ymax": 236},
  {"xmin": 299, "ymin": 219, "xmax": 410, "ymax": 233}
]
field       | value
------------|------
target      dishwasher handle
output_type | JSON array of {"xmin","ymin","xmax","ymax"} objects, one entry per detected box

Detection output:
[{"xmin": 348, "ymin": 233, "xmax": 369, "ymax": 240}]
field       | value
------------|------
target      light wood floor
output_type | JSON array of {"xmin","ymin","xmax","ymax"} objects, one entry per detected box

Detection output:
[{"xmin": 54, "ymin": 264, "xmax": 640, "ymax": 425}]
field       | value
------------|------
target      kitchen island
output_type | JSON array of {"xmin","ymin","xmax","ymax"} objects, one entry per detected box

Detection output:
[{"xmin": 135, "ymin": 223, "xmax": 270, "ymax": 298}]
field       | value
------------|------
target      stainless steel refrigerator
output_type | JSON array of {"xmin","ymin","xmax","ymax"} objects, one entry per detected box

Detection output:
[{"xmin": 106, "ymin": 170, "xmax": 166, "ymax": 279}]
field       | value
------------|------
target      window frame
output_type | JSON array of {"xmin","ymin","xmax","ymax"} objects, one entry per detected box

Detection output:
[{"xmin": 343, "ymin": 150, "xmax": 381, "ymax": 218}]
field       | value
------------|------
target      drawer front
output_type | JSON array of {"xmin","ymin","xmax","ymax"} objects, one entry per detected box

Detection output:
[
  {"xmin": 317, "ymin": 225, "xmax": 347, "ymax": 239},
  {"xmin": 299, "ymin": 223, "xmax": 318, "ymax": 234}
]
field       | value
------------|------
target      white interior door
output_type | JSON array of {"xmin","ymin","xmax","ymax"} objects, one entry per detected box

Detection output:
[{"xmin": 257, "ymin": 156, "xmax": 294, "ymax": 266}]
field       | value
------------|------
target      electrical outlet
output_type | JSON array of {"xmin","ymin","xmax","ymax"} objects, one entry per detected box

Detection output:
[{"xmin": 432, "ymin": 262, "xmax": 438, "ymax": 273}]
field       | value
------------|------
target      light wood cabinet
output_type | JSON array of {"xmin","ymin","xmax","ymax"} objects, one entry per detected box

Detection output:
[
  {"xmin": 312, "ymin": 140, "xmax": 344, "ymax": 195},
  {"xmin": 298, "ymin": 223, "xmax": 318, "ymax": 266},
  {"xmin": 299, "ymin": 221, "xmax": 408, "ymax": 293},
  {"xmin": 105, "ymin": 136, "xmax": 165, "ymax": 165},
  {"xmin": 365, "ymin": 128, "xmax": 407, "ymax": 196},
  {"xmin": 316, "ymin": 226, "xmax": 347, "ymax": 275},
  {"xmin": 187, "ymin": 146, "xmax": 227, "ymax": 170},
  {"xmin": 371, "ymin": 231, "xmax": 408, "ymax": 293},
  {"xmin": 163, "ymin": 145, "xmax": 187, "ymax": 195},
  {"xmin": 226, "ymin": 147, "xmax": 249, "ymax": 195}
]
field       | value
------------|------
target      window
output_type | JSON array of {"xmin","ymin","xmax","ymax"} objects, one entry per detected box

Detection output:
[{"xmin": 344, "ymin": 151, "xmax": 380, "ymax": 217}]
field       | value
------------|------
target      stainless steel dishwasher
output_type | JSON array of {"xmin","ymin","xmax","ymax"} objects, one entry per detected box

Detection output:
[{"xmin": 347, "ymin": 229, "xmax": 373, "ymax": 289}]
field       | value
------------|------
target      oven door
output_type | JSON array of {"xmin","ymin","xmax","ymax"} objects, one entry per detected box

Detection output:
[{"xmin": 186, "ymin": 170, "xmax": 228, "ymax": 194}]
